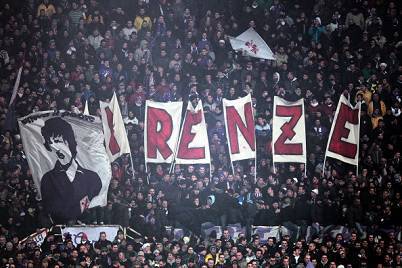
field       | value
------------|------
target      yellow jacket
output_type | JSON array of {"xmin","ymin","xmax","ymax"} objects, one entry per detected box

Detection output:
[
  {"xmin": 371, "ymin": 116, "xmax": 383, "ymax": 129},
  {"xmin": 367, "ymin": 100, "xmax": 386, "ymax": 117},
  {"xmin": 37, "ymin": 3, "xmax": 56, "ymax": 17},
  {"xmin": 134, "ymin": 15, "xmax": 152, "ymax": 31},
  {"xmin": 355, "ymin": 89, "xmax": 372, "ymax": 105}
]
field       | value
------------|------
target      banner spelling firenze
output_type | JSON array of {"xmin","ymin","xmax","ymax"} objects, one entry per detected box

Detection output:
[
  {"xmin": 144, "ymin": 94, "xmax": 361, "ymax": 172},
  {"xmin": 272, "ymin": 97, "xmax": 306, "ymax": 167},
  {"xmin": 324, "ymin": 95, "xmax": 361, "ymax": 170}
]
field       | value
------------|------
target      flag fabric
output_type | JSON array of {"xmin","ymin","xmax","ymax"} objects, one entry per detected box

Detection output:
[
  {"xmin": 83, "ymin": 100, "xmax": 89, "ymax": 115},
  {"xmin": 100, "ymin": 92, "xmax": 131, "ymax": 162},
  {"xmin": 18, "ymin": 111, "xmax": 111, "ymax": 222},
  {"xmin": 175, "ymin": 100, "xmax": 211, "ymax": 164},
  {"xmin": 229, "ymin": 28, "xmax": 275, "ymax": 60},
  {"xmin": 252, "ymin": 226, "xmax": 282, "ymax": 243},
  {"xmin": 223, "ymin": 94, "xmax": 256, "ymax": 162},
  {"xmin": 272, "ymin": 96, "xmax": 306, "ymax": 166},
  {"xmin": 226, "ymin": 224, "xmax": 246, "ymax": 241},
  {"xmin": 201, "ymin": 223, "xmax": 222, "ymax": 239},
  {"xmin": 325, "ymin": 95, "xmax": 361, "ymax": 167},
  {"xmin": 144, "ymin": 100, "xmax": 183, "ymax": 164}
]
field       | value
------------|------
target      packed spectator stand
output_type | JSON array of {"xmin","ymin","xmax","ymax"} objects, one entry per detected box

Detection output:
[{"xmin": 0, "ymin": 0, "xmax": 401, "ymax": 267}]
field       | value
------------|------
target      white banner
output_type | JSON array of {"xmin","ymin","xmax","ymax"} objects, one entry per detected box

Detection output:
[
  {"xmin": 144, "ymin": 100, "xmax": 183, "ymax": 164},
  {"xmin": 61, "ymin": 226, "xmax": 120, "ymax": 246},
  {"xmin": 175, "ymin": 100, "xmax": 211, "ymax": 164},
  {"xmin": 272, "ymin": 97, "xmax": 306, "ymax": 165},
  {"xmin": 223, "ymin": 94, "xmax": 256, "ymax": 162},
  {"xmin": 252, "ymin": 226, "xmax": 290, "ymax": 243},
  {"xmin": 18, "ymin": 111, "xmax": 111, "ymax": 223},
  {"xmin": 325, "ymin": 95, "xmax": 361, "ymax": 166},
  {"xmin": 100, "ymin": 92, "xmax": 131, "ymax": 162},
  {"xmin": 229, "ymin": 28, "xmax": 275, "ymax": 60},
  {"xmin": 226, "ymin": 224, "xmax": 246, "ymax": 242}
]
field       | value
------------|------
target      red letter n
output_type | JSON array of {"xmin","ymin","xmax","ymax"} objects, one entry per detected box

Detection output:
[{"xmin": 225, "ymin": 102, "xmax": 255, "ymax": 154}]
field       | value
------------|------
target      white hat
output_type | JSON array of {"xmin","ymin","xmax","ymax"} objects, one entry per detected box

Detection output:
[
  {"xmin": 312, "ymin": 189, "xmax": 319, "ymax": 195},
  {"xmin": 141, "ymin": 243, "xmax": 151, "ymax": 250},
  {"xmin": 183, "ymin": 236, "xmax": 190, "ymax": 244},
  {"xmin": 292, "ymin": 178, "xmax": 298, "ymax": 183},
  {"xmin": 315, "ymin": 17, "xmax": 322, "ymax": 25}
]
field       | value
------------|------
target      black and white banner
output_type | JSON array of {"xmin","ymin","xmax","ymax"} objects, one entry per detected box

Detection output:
[
  {"xmin": 18, "ymin": 111, "xmax": 111, "ymax": 222},
  {"xmin": 20, "ymin": 228, "xmax": 48, "ymax": 246},
  {"xmin": 61, "ymin": 226, "xmax": 120, "ymax": 246}
]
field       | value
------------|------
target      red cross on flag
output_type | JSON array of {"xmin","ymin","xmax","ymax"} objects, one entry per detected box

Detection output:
[
  {"xmin": 229, "ymin": 27, "xmax": 275, "ymax": 60},
  {"xmin": 100, "ymin": 92, "xmax": 131, "ymax": 162}
]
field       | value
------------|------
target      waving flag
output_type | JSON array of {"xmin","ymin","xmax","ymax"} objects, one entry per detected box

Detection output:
[
  {"xmin": 144, "ymin": 100, "xmax": 183, "ymax": 164},
  {"xmin": 175, "ymin": 100, "xmax": 210, "ymax": 164},
  {"xmin": 229, "ymin": 28, "xmax": 275, "ymax": 60},
  {"xmin": 324, "ymin": 95, "xmax": 361, "ymax": 171},
  {"xmin": 100, "ymin": 92, "xmax": 131, "ymax": 162},
  {"xmin": 18, "ymin": 111, "xmax": 111, "ymax": 222},
  {"xmin": 223, "ymin": 94, "xmax": 256, "ymax": 162},
  {"xmin": 272, "ymin": 97, "xmax": 306, "ymax": 167}
]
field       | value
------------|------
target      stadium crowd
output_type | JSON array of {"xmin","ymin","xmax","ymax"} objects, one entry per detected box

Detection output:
[{"xmin": 0, "ymin": 0, "xmax": 401, "ymax": 267}]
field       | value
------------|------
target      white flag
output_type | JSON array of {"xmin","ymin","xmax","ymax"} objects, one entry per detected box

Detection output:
[
  {"xmin": 18, "ymin": 111, "xmax": 112, "ymax": 222},
  {"xmin": 83, "ymin": 100, "xmax": 90, "ymax": 115},
  {"xmin": 175, "ymin": 100, "xmax": 211, "ymax": 164},
  {"xmin": 272, "ymin": 96, "xmax": 306, "ymax": 165},
  {"xmin": 223, "ymin": 94, "xmax": 256, "ymax": 162},
  {"xmin": 145, "ymin": 100, "xmax": 183, "ymax": 164},
  {"xmin": 229, "ymin": 28, "xmax": 275, "ymax": 60},
  {"xmin": 325, "ymin": 95, "xmax": 361, "ymax": 166},
  {"xmin": 100, "ymin": 92, "xmax": 131, "ymax": 162}
]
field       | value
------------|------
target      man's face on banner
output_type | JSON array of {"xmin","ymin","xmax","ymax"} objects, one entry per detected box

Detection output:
[{"xmin": 49, "ymin": 136, "xmax": 73, "ymax": 166}]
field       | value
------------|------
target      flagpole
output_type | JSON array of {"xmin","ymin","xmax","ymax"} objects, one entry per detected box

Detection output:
[
  {"xmin": 356, "ymin": 101, "xmax": 361, "ymax": 177},
  {"xmin": 209, "ymin": 163, "xmax": 212, "ymax": 182},
  {"xmin": 9, "ymin": 66, "xmax": 23, "ymax": 108},
  {"xmin": 128, "ymin": 152, "xmax": 136, "ymax": 181},
  {"xmin": 254, "ymin": 157, "xmax": 257, "ymax": 184},
  {"xmin": 145, "ymin": 163, "xmax": 150, "ymax": 185},
  {"xmin": 144, "ymin": 101, "xmax": 149, "ymax": 184},
  {"xmin": 304, "ymin": 161, "xmax": 307, "ymax": 177}
]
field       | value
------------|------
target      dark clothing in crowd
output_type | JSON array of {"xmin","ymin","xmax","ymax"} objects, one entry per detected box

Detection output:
[{"xmin": 0, "ymin": 0, "xmax": 401, "ymax": 267}]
